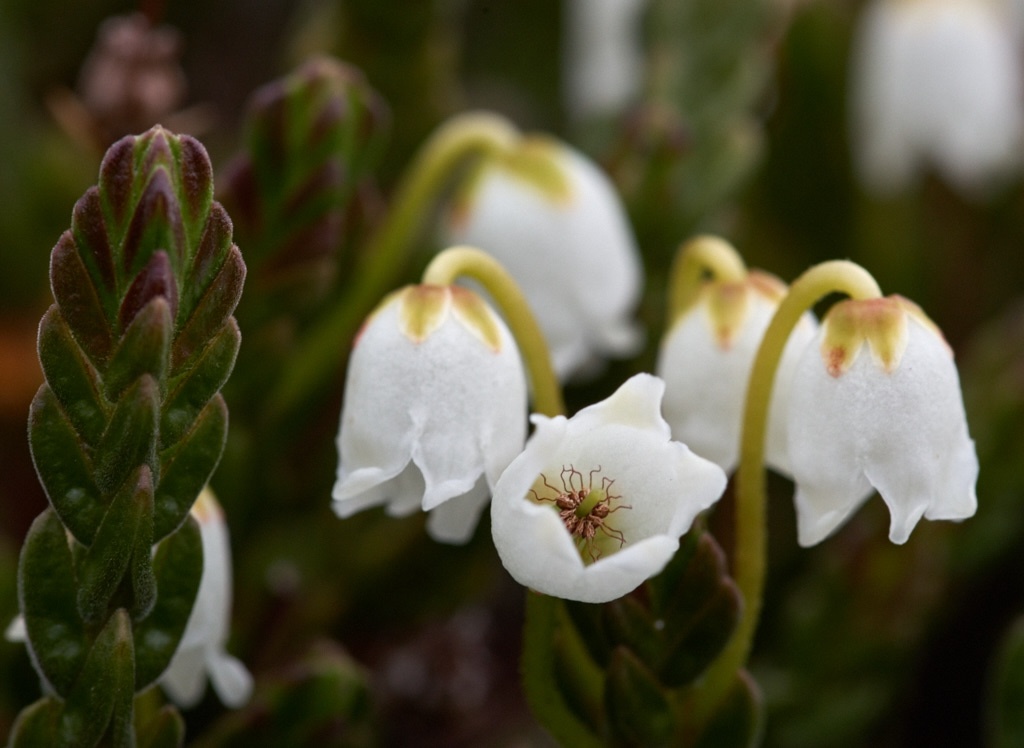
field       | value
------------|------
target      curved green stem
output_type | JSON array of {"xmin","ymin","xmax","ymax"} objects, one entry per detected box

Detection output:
[
  {"xmin": 693, "ymin": 260, "xmax": 882, "ymax": 723},
  {"xmin": 423, "ymin": 246, "xmax": 564, "ymax": 418},
  {"xmin": 267, "ymin": 112, "xmax": 519, "ymax": 419},
  {"xmin": 667, "ymin": 235, "xmax": 748, "ymax": 323}
]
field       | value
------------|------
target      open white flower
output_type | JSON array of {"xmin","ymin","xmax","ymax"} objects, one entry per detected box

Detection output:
[
  {"xmin": 162, "ymin": 487, "xmax": 253, "ymax": 708},
  {"xmin": 657, "ymin": 271, "xmax": 817, "ymax": 474},
  {"xmin": 850, "ymin": 0, "xmax": 1024, "ymax": 196},
  {"xmin": 491, "ymin": 374, "xmax": 727, "ymax": 603},
  {"xmin": 788, "ymin": 296, "xmax": 978, "ymax": 546},
  {"xmin": 332, "ymin": 284, "xmax": 528, "ymax": 543},
  {"xmin": 442, "ymin": 136, "xmax": 643, "ymax": 379}
]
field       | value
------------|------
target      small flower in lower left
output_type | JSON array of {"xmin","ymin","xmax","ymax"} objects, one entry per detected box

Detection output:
[
  {"xmin": 491, "ymin": 374, "xmax": 727, "ymax": 603},
  {"xmin": 332, "ymin": 284, "xmax": 528, "ymax": 543},
  {"xmin": 161, "ymin": 487, "xmax": 253, "ymax": 709},
  {"xmin": 5, "ymin": 487, "xmax": 253, "ymax": 709}
]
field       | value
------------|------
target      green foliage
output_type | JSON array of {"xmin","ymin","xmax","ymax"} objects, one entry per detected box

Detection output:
[
  {"xmin": 15, "ymin": 125, "xmax": 243, "ymax": 745},
  {"xmin": 524, "ymin": 529, "xmax": 759, "ymax": 747},
  {"xmin": 988, "ymin": 617, "xmax": 1024, "ymax": 748}
]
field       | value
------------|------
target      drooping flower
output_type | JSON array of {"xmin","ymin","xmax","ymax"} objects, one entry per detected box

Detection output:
[
  {"xmin": 161, "ymin": 487, "xmax": 253, "ymax": 708},
  {"xmin": 332, "ymin": 284, "xmax": 528, "ymax": 543},
  {"xmin": 5, "ymin": 489, "xmax": 252, "ymax": 709},
  {"xmin": 441, "ymin": 136, "xmax": 643, "ymax": 379},
  {"xmin": 563, "ymin": 0, "xmax": 647, "ymax": 121},
  {"xmin": 656, "ymin": 271, "xmax": 817, "ymax": 474},
  {"xmin": 787, "ymin": 296, "xmax": 978, "ymax": 546},
  {"xmin": 491, "ymin": 374, "xmax": 727, "ymax": 603},
  {"xmin": 849, "ymin": 0, "xmax": 1024, "ymax": 196}
]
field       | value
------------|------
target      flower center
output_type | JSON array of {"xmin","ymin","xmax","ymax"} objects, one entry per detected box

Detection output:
[{"xmin": 529, "ymin": 465, "xmax": 632, "ymax": 563}]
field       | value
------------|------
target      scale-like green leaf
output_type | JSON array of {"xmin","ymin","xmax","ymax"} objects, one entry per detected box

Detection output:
[
  {"xmin": 19, "ymin": 509, "xmax": 88, "ymax": 698},
  {"xmin": 137, "ymin": 705, "xmax": 185, "ymax": 748},
  {"xmin": 161, "ymin": 320, "xmax": 240, "ymax": 446},
  {"xmin": 37, "ymin": 305, "xmax": 108, "ymax": 447},
  {"xmin": 95, "ymin": 374, "xmax": 160, "ymax": 496},
  {"xmin": 134, "ymin": 517, "xmax": 202, "ymax": 689},
  {"xmin": 58, "ymin": 609, "xmax": 136, "ymax": 748},
  {"xmin": 106, "ymin": 296, "xmax": 173, "ymax": 402},
  {"xmin": 28, "ymin": 386, "xmax": 104, "ymax": 545},
  {"xmin": 692, "ymin": 671, "xmax": 762, "ymax": 748},
  {"xmin": 76, "ymin": 466, "xmax": 156, "ymax": 624},
  {"xmin": 154, "ymin": 396, "xmax": 227, "ymax": 541},
  {"xmin": 605, "ymin": 648, "xmax": 675, "ymax": 748},
  {"xmin": 6, "ymin": 697, "xmax": 61, "ymax": 747}
]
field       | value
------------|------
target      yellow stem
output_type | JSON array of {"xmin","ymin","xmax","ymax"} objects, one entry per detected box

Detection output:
[
  {"xmin": 423, "ymin": 246, "xmax": 565, "ymax": 418},
  {"xmin": 693, "ymin": 260, "xmax": 882, "ymax": 724},
  {"xmin": 267, "ymin": 112, "xmax": 519, "ymax": 419},
  {"xmin": 667, "ymin": 235, "xmax": 748, "ymax": 323}
]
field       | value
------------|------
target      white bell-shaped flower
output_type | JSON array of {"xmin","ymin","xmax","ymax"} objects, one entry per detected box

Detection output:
[
  {"xmin": 441, "ymin": 136, "xmax": 643, "ymax": 379},
  {"xmin": 162, "ymin": 487, "xmax": 253, "ymax": 708},
  {"xmin": 787, "ymin": 295, "xmax": 978, "ymax": 546},
  {"xmin": 332, "ymin": 284, "xmax": 528, "ymax": 543},
  {"xmin": 491, "ymin": 374, "xmax": 727, "ymax": 603},
  {"xmin": 850, "ymin": 0, "xmax": 1024, "ymax": 196},
  {"xmin": 656, "ymin": 272, "xmax": 817, "ymax": 474}
]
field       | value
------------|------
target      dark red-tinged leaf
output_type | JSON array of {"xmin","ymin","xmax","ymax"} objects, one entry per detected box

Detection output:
[
  {"xmin": 154, "ymin": 396, "xmax": 227, "ymax": 541},
  {"xmin": 178, "ymin": 135, "xmax": 215, "ymax": 248},
  {"xmin": 692, "ymin": 671, "xmax": 763, "ymax": 748},
  {"xmin": 58, "ymin": 609, "xmax": 136, "ymax": 748},
  {"xmin": 95, "ymin": 374, "xmax": 160, "ymax": 496},
  {"xmin": 19, "ymin": 509, "xmax": 88, "ymax": 697},
  {"xmin": 605, "ymin": 648, "xmax": 675, "ymax": 748},
  {"xmin": 649, "ymin": 530, "xmax": 742, "ymax": 688},
  {"xmin": 106, "ymin": 296, "xmax": 173, "ymax": 402},
  {"xmin": 70, "ymin": 186, "xmax": 115, "ymax": 293},
  {"xmin": 98, "ymin": 134, "xmax": 137, "ymax": 235},
  {"xmin": 162, "ymin": 319, "xmax": 240, "ymax": 446},
  {"xmin": 604, "ymin": 595, "xmax": 663, "ymax": 675},
  {"xmin": 76, "ymin": 466, "xmax": 156, "ymax": 624},
  {"xmin": 29, "ymin": 385, "xmax": 105, "ymax": 544},
  {"xmin": 119, "ymin": 251, "xmax": 179, "ymax": 332},
  {"xmin": 6, "ymin": 697, "xmax": 61, "ymax": 747},
  {"xmin": 522, "ymin": 593, "xmax": 603, "ymax": 748},
  {"xmin": 37, "ymin": 305, "xmax": 108, "ymax": 447},
  {"xmin": 121, "ymin": 167, "xmax": 186, "ymax": 281},
  {"xmin": 134, "ymin": 517, "xmax": 202, "ymax": 689},
  {"xmin": 172, "ymin": 246, "xmax": 245, "ymax": 368},
  {"xmin": 137, "ymin": 705, "xmax": 185, "ymax": 748},
  {"xmin": 660, "ymin": 580, "xmax": 741, "ymax": 689},
  {"xmin": 50, "ymin": 232, "xmax": 114, "ymax": 366},
  {"xmin": 180, "ymin": 202, "xmax": 233, "ymax": 324}
]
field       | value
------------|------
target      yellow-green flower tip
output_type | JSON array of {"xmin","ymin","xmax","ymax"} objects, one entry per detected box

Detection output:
[
  {"xmin": 820, "ymin": 295, "xmax": 941, "ymax": 376},
  {"xmin": 449, "ymin": 135, "xmax": 573, "ymax": 228},
  {"xmin": 398, "ymin": 285, "xmax": 450, "ymax": 343},
  {"xmin": 450, "ymin": 286, "xmax": 504, "ymax": 352}
]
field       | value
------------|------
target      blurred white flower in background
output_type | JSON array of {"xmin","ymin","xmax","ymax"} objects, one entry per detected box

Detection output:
[
  {"xmin": 563, "ymin": 0, "xmax": 647, "ymax": 121},
  {"xmin": 850, "ymin": 0, "xmax": 1024, "ymax": 197},
  {"xmin": 442, "ymin": 136, "xmax": 644, "ymax": 380}
]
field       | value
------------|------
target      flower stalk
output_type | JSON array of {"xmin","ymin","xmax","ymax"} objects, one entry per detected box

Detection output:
[
  {"xmin": 666, "ymin": 234, "xmax": 748, "ymax": 322},
  {"xmin": 693, "ymin": 259, "xmax": 882, "ymax": 724}
]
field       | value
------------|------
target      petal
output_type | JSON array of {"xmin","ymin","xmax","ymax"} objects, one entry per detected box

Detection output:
[
  {"xmin": 568, "ymin": 372, "xmax": 670, "ymax": 439},
  {"xmin": 425, "ymin": 477, "xmax": 491, "ymax": 544},
  {"xmin": 161, "ymin": 645, "xmax": 208, "ymax": 708},
  {"xmin": 5, "ymin": 615, "xmax": 25, "ymax": 643},
  {"xmin": 794, "ymin": 483, "xmax": 873, "ymax": 548},
  {"xmin": 206, "ymin": 648, "xmax": 254, "ymax": 708}
]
